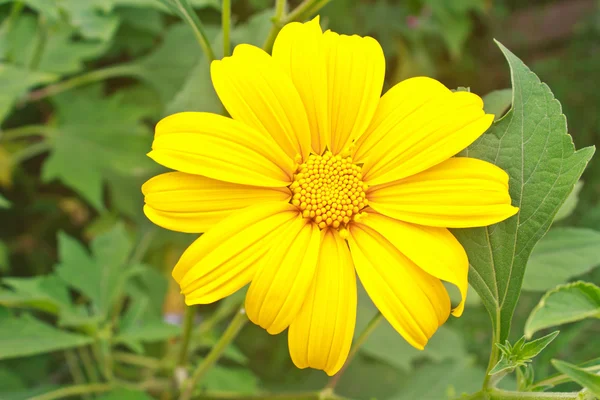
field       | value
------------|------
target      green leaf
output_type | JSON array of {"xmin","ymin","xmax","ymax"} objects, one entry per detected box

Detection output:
[
  {"xmin": 166, "ymin": 59, "xmax": 221, "ymax": 115},
  {"xmin": 453, "ymin": 41, "xmax": 595, "ymax": 344},
  {"xmin": 0, "ymin": 193, "xmax": 10, "ymax": 208},
  {"xmin": 552, "ymin": 359, "xmax": 600, "ymax": 397},
  {"xmin": 525, "ymin": 281, "xmax": 600, "ymax": 338},
  {"xmin": 518, "ymin": 331, "xmax": 560, "ymax": 360},
  {"xmin": 523, "ymin": 227, "xmax": 600, "ymax": 291},
  {"xmin": 96, "ymin": 388, "xmax": 154, "ymax": 400},
  {"xmin": 200, "ymin": 365, "xmax": 259, "ymax": 395},
  {"xmin": 230, "ymin": 9, "xmax": 273, "ymax": 47},
  {"xmin": 116, "ymin": 318, "xmax": 179, "ymax": 344},
  {"xmin": 0, "ymin": 313, "xmax": 92, "ymax": 360},
  {"xmin": 55, "ymin": 224, "xmax": 134, "ymax": 318},
  {"xmin": 0, "ymin": 275, "xmax": 73, "ymax": 316},
  {"xmin": 42, "ymin": 86, "xmax": 155, "ymax": 210},
  {"xmin": 554, "ymin": 180, "xmax": 583, "ymax": 222},
  {"xmin": 489, "ymin": 331, "xmax": 559, "ymax": 375},
  {"xmin": 56, "ymin": 0, "xmax": 120, "ymax": 42},
  {"xmin": 482, "ymin": 88, "xmax": 512, "ymax": 120}
]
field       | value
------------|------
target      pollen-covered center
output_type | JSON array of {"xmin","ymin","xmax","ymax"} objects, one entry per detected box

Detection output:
[{"xmin": 289, "ymin": 151, "xmax": 368, "ymax": 229}]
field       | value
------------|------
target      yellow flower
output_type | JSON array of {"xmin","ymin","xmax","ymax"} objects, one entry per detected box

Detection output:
[{"xmin": 142, "ymin": 17, "xmax": 518, "ymax": 376}]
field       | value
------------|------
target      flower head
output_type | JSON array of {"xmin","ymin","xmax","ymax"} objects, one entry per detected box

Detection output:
[{"xmin": 143, "ymin": 17, "xmax": 518, "ymax": 376}]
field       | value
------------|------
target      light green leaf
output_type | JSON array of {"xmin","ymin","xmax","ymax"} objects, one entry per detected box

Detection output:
[
  {"xmin": 482, "ymin": 88, "xmax": 512, "ymax": 120},
  {"xmin": 0, "ymin": 313, "xmax": 92, "ymax": 360},
  {"xmin": 56, "ymin": 0, "xmax": 120, "ymax": 42},
  {"xmin": 166, "ymin": 59, "xmax": 221, "ymax": 115},
  {"xmin": 96, "ymin": 388, "xmax": 154, "ymax": 400},
  {"xmin": 453, "ymin": 41, "xmax": 595, "ymax": 344},
  {"xmin": 554, "ymin": 180, "xmax": 583, "ymax": 222},
  {"xmin": 231, "ymin": 9, "xmax": 273, "ymax": 47},
  {"xmin": 201, "ymin": 365, "xmax": 259, "ymax": 395},
  {"xmin": 41, "ymin": 86, "xmax": 155, "ymax": 210},
  {"xmin": 0, "ymin": 275, "xmax": 73, "ymax": 315},
  {"xmin": 490, "ymin": 331, "xmax": 559, "ymax": 375},
  {"xmin": 552, "ymin": 359, "xmax": 600, "ymax": 397},
  {"xmin": 525, "ymin": 281, "xmax": 600, "ymax": 338},
  {"xmin": 55, "ymin": 224, "xmax": 134, "ymax": 318},
  {"xmin": 523, "ymin": 227, "xmax": 600, "ymax": 291},
  {"xmin": 116, "ymin": 318, "xmax": 179, "ymax": 343},
  {"xmin": 0, "ymin": 193, "xmax": 10, "ymax": 208},
  {"xmin": 390, "ymin": 360, "xmax": 486, "ymax": 400}
]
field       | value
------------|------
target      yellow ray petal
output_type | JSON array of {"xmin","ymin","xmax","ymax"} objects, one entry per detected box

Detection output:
[
  {"xmin": 142, "ymin": 172, "xmax": 291, "ymax": 233},
  {"xmin": 149, "ymin": 112, "xmax": 294, "ymax": 187},
  {"xmin": 288, "ymin": 229, "xmax": 356, "ymax": 376},
  {"xmin": 322, "ymin": 31, "xmax": 385, "ymax": 155},
  {"xmin": 359, "ymin": 211, "xmax": 468, "ymax": 316},
  {"xmin": 348, "ymin": 222, "xmax": 450, "ymax": 349},
  {"xmin": 211, "ymin": 44, "xmax": 311, "ymax": 160},
  {"xmin": 367, "ymin": 157, "xmax": 519, "ymax": 228},
  {"xmin": 272, "ymin": 17, "xmax": 329, "ymax": 155},
  {"xmin": 355, "ymin": 76, "xmax": 493, "ymax": 185},
  {"xmin": 173, "ymin": 202, "xmax": 299, "ymax": 305},
  {"xmin": 245, "ymin": 219, "xmax": 321, "ymax": 335}
]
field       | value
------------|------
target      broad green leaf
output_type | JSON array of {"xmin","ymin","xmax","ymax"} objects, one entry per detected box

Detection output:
[
  {"xmin": 201, "ymin": 365, "xmax": 259, "ymax": 395},
  {"xmin": 390, "ymin": 360, "xmax": 486, "ymax": 400},
  {"xmin": 453, "ymin": 41, "xmax": 595, "ymax": 344},
  {"xmin": 523, "ymin": 227, "xmax": 600, "ymax": 291},
  {"xmin": 56, "ymin": 0, "xmax": 119, "ymax": 42},
  {"xmin": 552, "ymin": 359, "xmax": 600, "ymax": 397},
  {"xmin": 42, "ymin": 86, "xmax": 155, "ymax": 210},
  {"xmin": 482, "ymin": 88, "xmax": 512, "ymax": 120},
  {"xmin": 55, "ymin": 224, "xmax": 134, "ymax": 318},
  {"xmin": 0, "ymin": 275, "xmax": 73, "ymax": 315},
  {"xmin": 525, "ymin": 282, "xmax": 600, "ymax": 338},
  {"xmin": 166, "ymin": 59, "xmax": 221, "ymax": 115},
  {"xmin": 0, "ymin": 313, "xmax": 92, "ymax": 360},
  {"xmin": 0, "ymin": 193, "xmax": 10, "ymax": 208},
  {"xmin": 116, "ymin": 316, "xmax": 179, "ymax": 344},
  {"xmin": 231, "ymin": 9, "xmax": 273, "ymax": 47},
  {"xmin": 355, "ymin": 285, "xmax": 468, "ymax": 371},
  {"xmin": 96, "ymin": 388, "xmax": 154, "ymax": 400},
  {"xmin": 554, "ymin": 180, "xmax": 583, "ymax": 222}
]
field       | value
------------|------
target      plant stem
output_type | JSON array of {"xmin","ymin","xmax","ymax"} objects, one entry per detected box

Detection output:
[
  {"xmin": 174, "ymin": 0, "xmax": 216, "ymax": 63},
  {"xmin": 29, "ymin": 14, "xmax": 48, "ymax": 70},
  {"xmin": 222, "ymin": 0, "xmax": 231, "ymax": 57},
  {"xmin": 531, "ymin": 364, "xmax": 600, "ymax": 390},
  {"xmin": 193, "ymin": 390, "xmax": 346, "ymax": 400},
  {"xmin": 0, "ymin": 125, "xmax": 56, "ymax": 141},
  {"xmin": 113, "ymin": 352, "xmax": 163, "ymax": 370},
  {"xmin": 65, "ymin": 350, "xmax": 87, "ymax": 389},
  {"xmin": 325, "ymin": 312, "xmax": 383, "ymax": 390},
  {"xmin": 488, "ymin": 389, "xmax": 580, "ymax": 399},
  {"xmin": 285, "ymin": 0, "xmax": 325, "ymax": 23},
  {"xmin": 483, "ymin": 310, "xmax": 503, "ymax": 389},
  {"xmin": 27, "ymin": 64, "xmax": 138, "ymax": 102},
  {"xmin": 10, "ymin": 140, "xmax": 51, "ymax": 164},
  {"xmin": 180, "ymin": 307, "xmax": 248, "ymax": 400},
  {"xmin": 262, "ymin": 0, "xmax": 287, "ymax": 52},
  {"xmin": 178, "ymin": 306, "xmax": 197, "ymax": 367},
  {"xmin": 28, "ymin": 383, "xmax": 113, "ymax": 400},
  {"xmin": 77, "ymin": 347, "xmax": 100, "ymax": 383}
]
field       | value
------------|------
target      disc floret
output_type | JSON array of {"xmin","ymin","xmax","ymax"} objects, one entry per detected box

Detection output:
[{"xmin": 290, "ymin": 151, "xmax": 368, "ymax": 229}]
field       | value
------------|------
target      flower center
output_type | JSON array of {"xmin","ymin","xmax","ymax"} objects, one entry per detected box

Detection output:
[{"xmin": 290, "ymin": 151, "xmax": 368, "ymax": 229}]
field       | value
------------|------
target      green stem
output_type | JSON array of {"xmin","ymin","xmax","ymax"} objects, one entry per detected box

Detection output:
[
  {"xmin": 29, "ymin": 14, "xmax": 48, "ymax": 70},
  {"xmin": 531, "ymin": 365, "xmax": 600, "ymax": 390},
  {"xmin": 488, "ymin": 389, "xmax": 579, "ymax": 399},
  {"xmin": 65, "ymin": 350, "xmax": 87, "ymax": 389},
  {"xmin": 77, "ymin": 347, "xmax": 100, "ymax": 383},
  {"xmin": 194, "ymin": 392, "xmax": 332, "ymax": 400},
  {"xmin": 0, "ymin": 1, "xmax": 25, "ymax": 57},
  {"xmin": 222, "ymin": 0, "xmax": 231, "ymax": 57},
  {"xmin": 28, "ymin": 384, "xmax": 113, "ymax": 400},
  {"xmin": 113, "ymin": 352, "xmax": 163, "ymax": 370},
  {"xmin": 483, "ymin": 310, "xmax": 503, "ymax": 389},
  {"xmin": 179, "ymin": 306, "xmax": 197, "ymax": 367},
  {"xmin": 174, "ymin": 0, "xmax": 216, "ymax": 63},
  {"xmin": 291, "ymin": 0, "xmax": 331, "ymax": 22},
  {"xmin": 325, "ymin": 312, "xmax": 383, "ymax": 390},
  {"xmin": 262, "ymin": 0, "xmax": 287, "ymax": 52},
  {"xmin": 92, "ymin": 343, "xmax": 114, "ymax": 381},
  {"xmin": 27, "ymin": 64, "xmax": 138, "ymax": 102},
  {"xmin": 10, "ymin": 140, "xmax": 51, "ymax": 164},
  {"xmin": 180, "ymin": 307, "xmax": 248, "ymax": 400},
  {"xmin": 0, "ymin": 125, "xmax": 56, "ymax": 141}
]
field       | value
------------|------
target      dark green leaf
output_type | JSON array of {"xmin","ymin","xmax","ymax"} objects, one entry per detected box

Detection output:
[
  {"xmin": 552, "ymin": 359, "xmax": 600, "ymax": 397},
  {"xmin": 0, "ymin": 313, "xmax": 92, "ymax": 360},
  {"xmin": 0, "ymin": 275, "xmax": 73, "ymax": 315},
  {"xmin": 453, "ymin": 41, "xmax": 595, "ymax": 344},
  {"xmin": 525, "ymin": 281, "xmax": 600, "ymax": 338},
  {"xmin": 0, "ymin": 64, "xmax": 56, "ymax": 123},
  {"xmin": 166, "ymin": 59, "xmax": 221, "ymax": 115},
  {"xmin": 523, "ymin": 227, "xmax": 600, "ymax": 291},
  {"xmin": 231, "ymin": 9, "xmax": 273, "ymax": 47}
]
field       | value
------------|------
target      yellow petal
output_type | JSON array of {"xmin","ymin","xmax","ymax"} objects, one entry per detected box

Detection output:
[
  {"xmin": 348, "ymin": 222, "xmax": 450, "ymax": 349},
  {"xmin": 142, "ymin": 172, "xmax": 291, "ymax": 233},
  {"xmin": 211, "ymin": 44, "xmax": 311, "ymax": 160},
  {"xmin": 359, "ymin": 211, "xmax": 468, "ymax": 316},
  {"xmin": 173, "ymin": 202, "xmax": 299, "ymax": 305},
  {"xmin": 272, "ymin": 17, "xmax": 329, "ymax": 155},
  {"xmin": 367, "ymin": 157, "xmax": 519, "ymax": 228},
  {"xmin": 149, "ymin": 112, "xmax": 294, "ymax": 187},
  {"xmin": 245, "ymin": 219, "xmax": 321, "ymax": 335},
  {"xmin": 322, "ymin": 31, "xmax": 385, "ymax": 155},
  {"xmin": 355, "ymin": 76, "xmax": 493, "ymax": 185},
  {"xmin": 288, "ymin": 229, "xmax": 356, "ymax": 376}
]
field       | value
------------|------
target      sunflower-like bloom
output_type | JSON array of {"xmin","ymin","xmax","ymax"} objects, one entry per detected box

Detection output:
[{"xmin": 142, "ymin": 17, "xmax": 518, "ymax": 376}]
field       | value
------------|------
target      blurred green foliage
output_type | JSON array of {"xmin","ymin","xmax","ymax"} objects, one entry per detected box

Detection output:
[{"xmin": 0, "ymin": 0, "xmax": 599, "ymax": 399}]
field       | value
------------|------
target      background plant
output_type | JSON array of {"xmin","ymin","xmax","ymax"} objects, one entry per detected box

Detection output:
[{"xmin": 0, "ymin": 0, "xmax": 599, "ymax": 399}]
